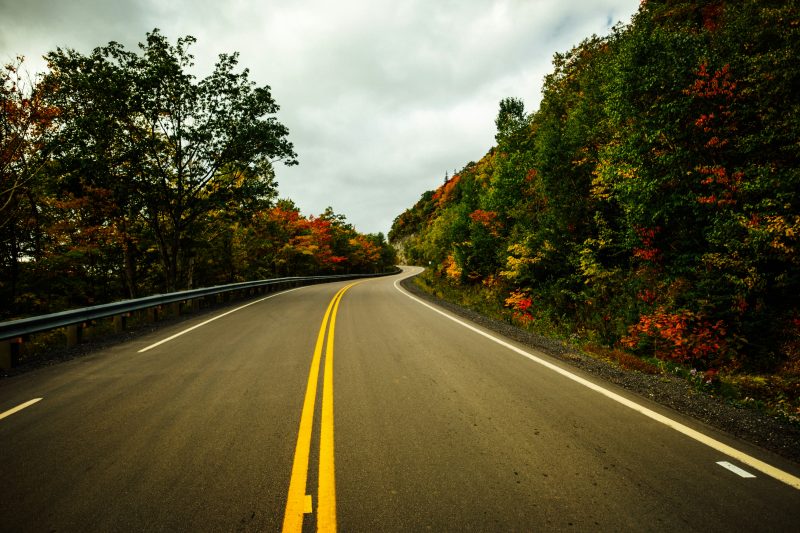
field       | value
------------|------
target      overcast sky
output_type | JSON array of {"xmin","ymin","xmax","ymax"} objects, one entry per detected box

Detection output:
[{"xmin": 1, "ymin": 0, "xmax": 639, "ymax": 235}]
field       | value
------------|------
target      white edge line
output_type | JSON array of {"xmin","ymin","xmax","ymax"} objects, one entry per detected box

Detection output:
[
  {"xmin": 393, "ymin": 276, "xmax": 800, "ymax": 491},
  {"xmin": 138, "ymin": 287, "xmax": 304, "ymax": 353},
  {"xmin": 0, "ymin": 398, "xmax": 43, "ymax": 421},
  {"xmin": 717, "ymin": 461, "xmax": 756, "ymax": 478}
]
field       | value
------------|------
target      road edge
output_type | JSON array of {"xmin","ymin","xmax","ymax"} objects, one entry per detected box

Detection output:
[{"xmin": 397, "ymin": 269, "xmax": 800, "ymax": 467}]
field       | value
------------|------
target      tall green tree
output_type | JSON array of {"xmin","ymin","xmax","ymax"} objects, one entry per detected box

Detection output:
[
  {"xmin": 42, "ymin": 43, "xmax": 146, "ymax": 298},
  {"xmin": 45, "ymin": 30, "xmax": 297, "ymax": 292}
]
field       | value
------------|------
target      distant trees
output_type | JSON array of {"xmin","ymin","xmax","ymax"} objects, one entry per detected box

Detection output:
[
  {"xmin": 390, "ymin": 0, "xmax": 800, "ymax": 375},
  {"xmin": 0, "ymin": 31, "xmax": 396, "ymax": 320}
]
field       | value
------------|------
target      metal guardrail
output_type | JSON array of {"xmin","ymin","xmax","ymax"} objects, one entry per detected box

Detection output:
[{"xmin": 0, "ymin": 269, "xmax": 400, "ymax": 344}]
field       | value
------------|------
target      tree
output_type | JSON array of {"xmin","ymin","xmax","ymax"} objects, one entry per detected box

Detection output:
[
  {"xmin": 494, "ymin": 97, "xmax": 528, "ymax": 147},
  {"xmin": 41, "ymin": 43, "xmax": 148, "ymax": 298},
  {"xmin": 0, "ymin": 58, "xmax": 58, "ymax": 316},
  {"xmin": 45, "ymin": 30, "xmax": 297, "ymax": 292},
  {"xmin": 1, "ymin": 58, "xmax": 57, "ymax": 221}
]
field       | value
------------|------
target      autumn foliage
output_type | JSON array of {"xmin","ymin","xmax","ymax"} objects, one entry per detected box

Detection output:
[
  {"xmin": 621, "ymin": 308, "xmax": 728, "ymax": 368},
  {"xmin": 505, "ymin": 289, "xmax": 535, "ymax": 324},
  {"xmin": 390, "ymin": 0, "xmax": 800, "ymax": 384}
]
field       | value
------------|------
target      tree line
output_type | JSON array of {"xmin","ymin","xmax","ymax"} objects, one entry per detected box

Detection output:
[
  {"xmin": 390, "ymin": 0, "xmax": 800, "ymax": 378},
  {"xmin": 1, "ymin": 30, "xmax": 396, "ymax": 320}
]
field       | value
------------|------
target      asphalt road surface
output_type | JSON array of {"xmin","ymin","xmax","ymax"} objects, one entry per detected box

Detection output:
[{"xmin": 2, "ymin": 267, "xmax": 799, "ymax": 532}]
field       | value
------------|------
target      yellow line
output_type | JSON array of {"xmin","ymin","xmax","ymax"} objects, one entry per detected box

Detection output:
[
  {"xmin": 282, "ymin": 282, "xmax": 359, "ymax": 533},
  {"xmin": 317, "ymin": 283, "xmax": 346, "ymax": 532},
  {"xmin": 282, "ymin": 286, "xmax": 342, "ymax": 532}
]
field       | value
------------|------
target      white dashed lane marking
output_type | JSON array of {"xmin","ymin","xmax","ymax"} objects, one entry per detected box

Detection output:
[
  {"xmin": 0, "ymin": 398, "xmax": 43, "ymax": 421},
  {"xmin": 717, "ymin": 461, "xmax": 756, "ymax": 479}
]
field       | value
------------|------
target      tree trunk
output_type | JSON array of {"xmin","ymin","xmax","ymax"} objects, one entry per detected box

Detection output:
[
  {"xmin": 123, "ymin": 237, "xmax": 137, "ymax": 299},
  {"xmin": 8, "ymin": 223, "xmax": 20, "ymax": 316},
  {"xmin": 187, "ymin": 256, "xmax": 194, "ymax": 290}
]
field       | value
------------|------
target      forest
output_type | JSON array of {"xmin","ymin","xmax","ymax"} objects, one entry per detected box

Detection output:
[
  {"xmin": 390, "ymin": 0, "xmax": 799, "ymax": 416},
  {"xmin": 1, "ymin": 30, "xmax": 396, "ymax": 321}
]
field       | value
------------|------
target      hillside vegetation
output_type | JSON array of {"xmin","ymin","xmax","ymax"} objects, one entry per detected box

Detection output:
[{"xmin": 390, "ymin": 0, "xmax": 799, "ymax": 418}]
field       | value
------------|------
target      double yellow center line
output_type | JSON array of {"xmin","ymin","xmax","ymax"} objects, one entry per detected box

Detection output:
[{"xmin": 282, "ymin": 282, "xmax": 359, "ymax": 533}]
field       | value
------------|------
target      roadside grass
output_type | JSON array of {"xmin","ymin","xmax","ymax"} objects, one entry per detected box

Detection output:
[{"xmin": 412, "ymin": 272, "xmax": 800, "ymax": 426}]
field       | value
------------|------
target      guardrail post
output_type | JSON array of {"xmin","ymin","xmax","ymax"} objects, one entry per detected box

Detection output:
[
  {"xmin": 0, "ymin": 341, "xmax": 8, "ymax": 369},
  {"xmin": 169, "ymin": 302, "xmax": 180, "ymax": 317},
  {"xmin": 0, "ymin": 338, "xmax": 22, "ymax": 369},
  {"xmin": 113, "ymin": 314, "xmax": 127, "ymax": 333},
  {"xmin": 66, "ymin": 324, "xmax": 83, "ymax": 347},
  {"xmin": 191, "ymin": 299, "xmax": 200, "ymax": 312}
]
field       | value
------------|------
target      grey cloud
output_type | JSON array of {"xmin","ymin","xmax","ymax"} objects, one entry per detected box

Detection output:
[
  {"xmin": 1, "ymin": 0, "xmax": 641, "ymax": 234},
  {"xmin": 0, "ymin": 0, "xmax": 154, "ymax": 67}
]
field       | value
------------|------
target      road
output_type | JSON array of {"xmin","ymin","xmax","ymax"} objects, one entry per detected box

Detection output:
[{"xmin": 1, "ymin": 267, "xmax": 799, "ymax": 532}]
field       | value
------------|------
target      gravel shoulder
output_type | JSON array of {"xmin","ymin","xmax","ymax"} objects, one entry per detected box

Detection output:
[{"xmin": 400, "ymin": 275, "xmax": 800, "ymax": 465}]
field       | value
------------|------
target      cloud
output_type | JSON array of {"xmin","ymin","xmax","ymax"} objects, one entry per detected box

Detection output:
[
  {"xmin": 0, "ymin": 0, "xmax": 152, "ymax": 68},
  {"xmin": 1, "ymin": 0, "xmax": 641, "ymax": 234}
]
